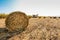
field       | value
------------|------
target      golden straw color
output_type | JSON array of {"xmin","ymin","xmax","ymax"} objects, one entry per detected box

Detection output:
[{"xmin": 5, "ymin": 11, "xmax": 29, "ymax": 32}]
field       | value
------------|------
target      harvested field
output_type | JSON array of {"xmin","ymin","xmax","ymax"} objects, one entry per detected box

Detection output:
[
  {"xmin": 0, "ymin": 18, "xmax": 60, "ymax": 40},
  {"xmin": 0, "ymin": 19, "xmax": 6, "ymax": 28}
]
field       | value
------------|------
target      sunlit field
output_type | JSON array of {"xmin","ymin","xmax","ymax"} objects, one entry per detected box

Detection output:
[{"xmin": 0, "ymin": 14, "xmax": 60, "ymax": 40}]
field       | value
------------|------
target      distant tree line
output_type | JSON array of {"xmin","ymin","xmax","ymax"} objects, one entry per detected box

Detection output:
[
  {"xmin": 0, "ymin": 14, "xmax": 8, "ymax": 18},
  {"xmin": 0, "ymin": 13, "xmax": 60, "ymax": 19}
]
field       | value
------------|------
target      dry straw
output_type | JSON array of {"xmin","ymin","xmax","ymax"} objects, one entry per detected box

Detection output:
[{"xmin": 5, "ymin": 11, "xmax": 29, "ymax": 32}]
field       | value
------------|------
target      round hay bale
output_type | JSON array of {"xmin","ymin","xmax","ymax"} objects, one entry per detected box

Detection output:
[{"xmin": 5, "ymin": 11, "xmax": 29, "ymax": 32}]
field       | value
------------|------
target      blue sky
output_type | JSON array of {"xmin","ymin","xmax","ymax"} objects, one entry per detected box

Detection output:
[
  {"xmin": 0, "ymin": 0, "xmax": 12, "ymax": 7},
  {"xmin": 0, "ymin": 0, "xmax": 60, "ymax": 16},
  {"xmin": 0, "ymin": 0, "xmax": 13, "ymax": 13}
]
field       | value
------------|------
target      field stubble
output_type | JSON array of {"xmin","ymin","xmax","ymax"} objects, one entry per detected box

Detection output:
[{"xmin": 0, "ymin": 18, "xmax": 60, "ymax": 40}]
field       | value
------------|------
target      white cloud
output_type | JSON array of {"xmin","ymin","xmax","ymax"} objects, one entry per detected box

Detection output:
[{"xmin": 11, "ymin": 0, "xmax": 60, "ymax": 16}]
